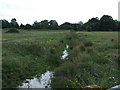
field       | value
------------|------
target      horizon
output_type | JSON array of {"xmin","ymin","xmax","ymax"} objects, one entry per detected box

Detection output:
[{"xmin": 0, "ymin": 0, "xmax": 119, "ymax": 25}]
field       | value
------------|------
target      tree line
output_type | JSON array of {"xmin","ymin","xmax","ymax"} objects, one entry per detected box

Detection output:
[{"xmin": 1, "ymin": 15, "xmax": 120, "ymax": 31}]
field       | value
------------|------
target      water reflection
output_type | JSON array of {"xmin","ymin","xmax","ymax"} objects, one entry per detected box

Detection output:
[
  {"xmin": 18, "ymin": 45, "xmax": 69, "ymax": 89},
  {"xmin": 61, "ymin": 45, "xmax": 69, "ymax": 60},
  {"xmin": 18, "ymin": 71, "xmax": 53, "ymax": 88}
]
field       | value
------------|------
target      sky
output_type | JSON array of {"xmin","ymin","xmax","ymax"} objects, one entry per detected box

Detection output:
[{"xmin": 0, "ymin": 0, "xmax": 119, "ymax": 25}]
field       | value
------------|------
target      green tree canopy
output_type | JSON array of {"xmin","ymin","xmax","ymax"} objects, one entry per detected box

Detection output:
[
  {"xmin": 10, "ymin": 18, "xmax": 19, "ymax": 28},
  {"xmin": 99, "ymin": 15, "xmax": 116, "ymax": 31},
  {"xmin": 0, "ymin": 19, "xmax": 10, "ymax": 28},
  {"xmin": 20, "ymin": 23, "xmax": 25, "ymax": 29},
  {"xmin": 59, "ymin": 22, "xmax": 73, "ymax": 30},
  {"xmin": 32, "ymin": 21, "xmax": 41, "ymax": 29},
  {"xmin": 49, "ymin": 20, "xmax": 58, "ymax": 30},
  {"xmin": 40, "ymin": 20, "xmax": 49, "ymax": 29}
]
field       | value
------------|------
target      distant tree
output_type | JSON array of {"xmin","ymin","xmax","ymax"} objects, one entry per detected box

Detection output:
[
  {"xmin": 40, "ymin": 20, "xmax": 49, "ymax": 29},
  {"xmin": 72, "ymin": 24, "xmax": 82, "ymax": 31},
  {"xmin": 20, "ymin": 23, "xmax": 25, "ymax": 29},
  {"xmin": 116, "ymin": 21, "xmax": 120, "ymax": 31},
  {"xmin": 83, "ymin": 17, "xmax": 99, "ymax": 31},
  {"xmin": 10, "ymin": 18, "xmax": 19, "ymax": 28},
  {"xmin": 99, "ymin": 15, "xmax": 116, "ymax": 31},
  {"xmin": 59, "ymin": 22, "xmax": 73, "ymax": 30},
  {"xmin": 88, "ymin": 17, "xmax": 99, "ymax": 23},
  {"xmin": 78, "ymin": 21, "xmax": 83, "ymax": 25},
  {"xmin": 25, "ymin": 24, "xmax": 32, "ymax": 29},
  {"xmin": 32, "ymin": 21, "xmax": 41, "ymax": 29},
  {"xmin": 49, "ymin": 20, "xmax": 59, "ymax": 30},
  {"xmin": 83, "ymin": 24, "xmax": 92, "ymax": 31},
  {"xmin": 0, "ymin": 19, "xmax": 10, "ymax": 28},
  {"xmin": 1, "ymin": 15, "xmax": 119, "ymax": 31}
]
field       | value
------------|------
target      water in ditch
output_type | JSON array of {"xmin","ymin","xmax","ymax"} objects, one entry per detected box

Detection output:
[
  {"xmin": 18, "ymin": 71, "xmax": 53, "ymax": 88},
  {"xmin": 18, "ymin": 45, "xmax": 69, "ymax": 89}
]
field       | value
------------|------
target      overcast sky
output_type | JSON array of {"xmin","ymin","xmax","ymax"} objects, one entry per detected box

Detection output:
[{"xmin": 0, "ymin": 0, "xmax": 119, "ymax": 25}]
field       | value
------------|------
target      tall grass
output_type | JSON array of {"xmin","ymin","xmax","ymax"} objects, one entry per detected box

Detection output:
[
  {"xmin": 2, "ymin": 30, "xmax": 66, "ymax": 88},
  {"xmin": 51, "ymin": 31, "xmax": 119, "ymax": 88},
  {"xmin": 2, "ymin": 30, "xmax": 119, "ymax": 88}
]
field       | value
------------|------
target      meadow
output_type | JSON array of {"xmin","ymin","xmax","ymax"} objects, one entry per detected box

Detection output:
[{"xmin": 2, "ymin": 29, "xmax": 119, "ymax": 88}]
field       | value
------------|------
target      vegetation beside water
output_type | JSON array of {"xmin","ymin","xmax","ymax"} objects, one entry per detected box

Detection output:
[
  {"xmin": 52, "ymin": 31, "xmax": 119, "ymax": 88},
  {"xmin": 2, "ymin": 30, "xmax": 67, "ymax": 88},
  {"xmin": 2, "ymin": 29, "xmax": 119, "ymax": 88}
]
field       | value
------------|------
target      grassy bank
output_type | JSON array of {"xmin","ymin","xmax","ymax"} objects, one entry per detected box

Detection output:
[
  {"xmin": 2, "ymin": 30, "xmax": 68, "ymax": 88},
  {"xmin": 51, "ymin": 31, "xmax": 119, "ymax": 88},
  {"xmin": 2, "ymin": 29, "xmax": 119, "ymax": 88}
]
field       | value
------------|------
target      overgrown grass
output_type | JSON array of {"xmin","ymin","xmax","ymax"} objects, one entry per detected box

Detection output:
[
  {"xmin": 2, "ymin": 30, "xmax": 67, "ymax": 88},
  {"xmin": 51, "ymin": 31, "xmax": 119, "ymax": 88},
  {"xmin": 2, "ymin": 29, "xmax": 119, "ymax": 88}
]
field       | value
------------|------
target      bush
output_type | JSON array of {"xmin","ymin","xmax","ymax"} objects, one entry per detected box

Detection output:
[
  {"xmin": 5, "ymin": 28, "xmax": 19, "ymax": 33},
  {"xmin": 83, "ymin": 40, "xmax": 93, "ymax": 47}
]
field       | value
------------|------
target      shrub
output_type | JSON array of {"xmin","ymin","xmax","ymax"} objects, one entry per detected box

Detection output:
[
  {"xmin": 80, "ymin": 44, "xmax": 86, "ymax": 51},
  {"xmin": 86, "ymin": 47, "xmax": 94, "ymax": 53},
  {"xmin": 54, "ymin": 62, "xmax": 77, "ymax": 77},
  {"xmin": 83, "ymin": 40, "xmax": 93, "ymax": 47},
  {"xmin": 5, "ymin": 28, "xmax": 19, "ymax": 33},
  {"xmin": 111, "ymin": 39, "xmax": 114, "ymax": 42}
]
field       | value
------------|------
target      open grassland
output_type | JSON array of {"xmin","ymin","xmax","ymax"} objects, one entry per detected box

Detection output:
[
  {"xmin": 79, "ymin": 31, "xmax": 119, "ymax": 56},
  {"xmin": 2, "ymin": 29, "xmax": 119, "ymax": 88},
  {"xmin": 2, "ymin": 29, "xmax": 69, "ymax": 42}
]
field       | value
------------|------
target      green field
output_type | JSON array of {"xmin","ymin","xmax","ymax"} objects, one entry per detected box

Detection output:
[{"xmin": 2, "ymin": 29, "xmax": 119, "ymax": 88}]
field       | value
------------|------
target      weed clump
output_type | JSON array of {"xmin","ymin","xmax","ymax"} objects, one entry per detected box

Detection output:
[
  {"xmin": 6, "ymin": 28, "xmax": 19, "ymax": 33},
  {"xmin": 51, "ymin": 31, "xmax": 119, "ymax": 88},
  {"xmin": 83, "ymin": 40, "xmax": 93, "ymax": 47},
  {"xmin": 111, "ymin": 39, "xmax": 113, "ymax": 42}
]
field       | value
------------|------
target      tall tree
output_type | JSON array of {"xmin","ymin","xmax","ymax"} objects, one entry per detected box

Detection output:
[
  {"xmin": 83, "ymin": 17, "xmax": 99, "ymax": 31},
  {"xmin": 117, "ymin": 21, "xmax": 120, "ymax": 31},
  {"xmin": 59, "ymin": 22, "xmax": 73, "ymax": 30},
  {"xmin": 20, "ymin": 23, "xmax": 25, "ymax": 29},
  {"xmin": 88, "ymin": 17, "xmax": 99, "ymax": 23},
  {"xmin": 78, "ymin": 21, "xmax": 83, "ymax": 25},
  {"xmin": 49, "ymin": 20, "xmax": 58, "ymax": 30},
  {"xmin": 0, "ymin": 19, "xmax": 10, "ymax": 28},
  {"xmin": 40, "ymin": 20, "xmax": 49, "ymax": 29},
  {"xmin": 99, "ymin": 15, "xmax": 116, "ymax": 31},
  {"xmin": 25, "ymin": 24, "xmax": 32, "ymax": 29},
  {"xmin": 32, "ymin": 21, "xmax": 41, "ymax": 29},
  {"xmin": 10, "ymin": 18, "xmax": 19, "ymax": 28},
  {"xmin": 72, "ymin": 24, "xmax": 82, "ymax": 31}
]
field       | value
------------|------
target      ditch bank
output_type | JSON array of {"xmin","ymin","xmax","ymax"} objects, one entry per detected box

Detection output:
[{"xmin": 17, "ymin": 44, "xmax": 69, "ymax": 89}]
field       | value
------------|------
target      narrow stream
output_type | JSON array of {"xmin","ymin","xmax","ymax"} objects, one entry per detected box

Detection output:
[
  {"xmin": 18, "ymin": 45, "xmax": 69, "ymax": 89},
  {"xmin": 61, "ymin": 45, "xmax": 69, "ymax": 60},
  {"xmin": 18, "ymin": 71, "xmax": 53, "ymax": 88}
]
